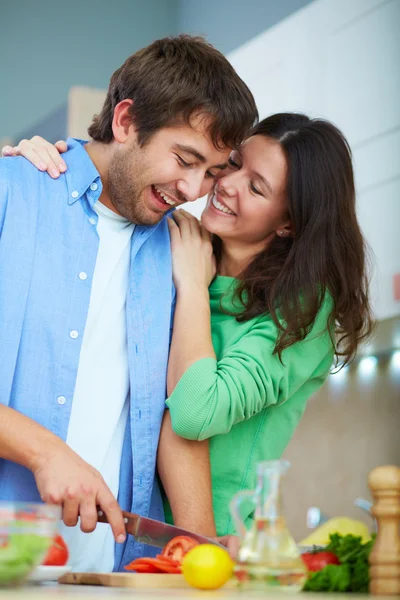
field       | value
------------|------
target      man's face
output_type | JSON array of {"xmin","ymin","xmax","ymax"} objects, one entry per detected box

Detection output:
[{"xmin": 107, "ymin": 116, "xmax": 231, "ymax": 225}]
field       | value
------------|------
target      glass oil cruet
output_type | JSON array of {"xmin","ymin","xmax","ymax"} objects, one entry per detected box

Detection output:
[{"xmin": 230, "ymin": 459, "xmax": 307, "ymax": 592}]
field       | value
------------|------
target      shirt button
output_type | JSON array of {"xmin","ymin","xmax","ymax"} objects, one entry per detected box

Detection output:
[
  {"xmin": 90, "ymin": 182, "xmax": 98, "ymax": 191},
  {"xmin": 70, "ymin": 330, "xmax": 79, "ymax": 339},
  {"xmin": 57, "ymin": 396, "xmax": 66, "ymax": 405},
  {"xmin": 71, "ymin": 190, "xmax": 79, "ymax": 199},
  {"xmin": 78, "ymin": 272, "xmax": 87, "ymax": 280},
  {"xmin": 89, "ymin": 217, "xmax": 96, "ymax": 225}
]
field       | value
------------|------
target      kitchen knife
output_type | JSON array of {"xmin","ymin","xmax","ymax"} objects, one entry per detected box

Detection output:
[{"xmin": 97, "ymin": 508, "xmax": 224, "ymax": 549}]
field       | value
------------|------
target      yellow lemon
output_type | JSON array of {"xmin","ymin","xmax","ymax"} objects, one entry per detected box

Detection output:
[{"xmin": 182, "ymin": 544, "xmax": 234, "ymax": 590}]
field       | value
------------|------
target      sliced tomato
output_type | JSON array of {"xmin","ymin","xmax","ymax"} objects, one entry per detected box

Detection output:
[
  {"xmin": 301, "ymin": 551, "xmax": 340, "ymax": 572},
  {"xmin": 125, "ymin": 559, "xmax": 155, "ymax": 572},
  {"xmin": 155, "ymin": 554, "xmax": 181, "ymax": 567},
  {"xmin": 15, "ymin": 511, "xmax": 37, "ymax": 521},
  {"xmin": 126, "ymin": 563, "xmax": 161, "ymax": 573},
  {"xmin": 124, "ymin": 538, "xmax": 199, "ymax": 574},
  {"xmin": 152, "ymin": 561, "xmax": 181, "ymax": 574},
  {"xmin": 42, "ymin": 534, "xmax": 69, "ymax": 566},
  {"xmin": 124, "ymin": 557, "xmax": 181, "ymax": 574},
  {"xmin": 124, "ymin": 558, "xmax": 156, "ymax": 570},
  {"xmin": 161, "ymin": 535, "xmax": 199, "ymax": 563}
]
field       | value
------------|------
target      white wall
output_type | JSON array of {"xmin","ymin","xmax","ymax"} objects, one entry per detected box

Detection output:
[
  {"xmin": 187, "ymin": 0, "xmax": 400, "ymax": 321},
  {"xmin": 178, "ymin": 0, "xmax": 314, "ymax": 54}
]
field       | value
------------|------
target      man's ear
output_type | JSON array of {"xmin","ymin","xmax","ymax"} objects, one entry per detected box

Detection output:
[{"xmin": 112, "ymin": 99, "xmax": 136, "ymax": 143}]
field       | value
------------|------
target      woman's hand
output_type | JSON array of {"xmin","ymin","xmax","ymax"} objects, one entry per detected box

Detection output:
[
  {"xmin": 215, "ymin": 535, "xmax": 240, "ymax": 559},
  {"xmin": 2, "ymin": 136, "xmax": 68, "ymax": 178},
  {"xmin": 168, "ymin": 209, "xmax": 216, "ymax": 292}
]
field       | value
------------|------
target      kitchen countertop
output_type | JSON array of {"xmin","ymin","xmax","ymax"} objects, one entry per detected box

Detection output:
[{"xmin": 0, "ymin": 584, "xmax": 387, "ymax": 599}]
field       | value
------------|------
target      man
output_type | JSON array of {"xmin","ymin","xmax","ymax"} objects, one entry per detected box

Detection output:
[{"xmin": 0, "ymin": 35, "xmax": 257, "ymax": 572}]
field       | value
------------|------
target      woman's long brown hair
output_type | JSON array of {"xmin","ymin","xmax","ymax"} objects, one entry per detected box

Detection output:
[{"xmin": 213, "ymin": 113, "xmax": 374, "ymax": 366}]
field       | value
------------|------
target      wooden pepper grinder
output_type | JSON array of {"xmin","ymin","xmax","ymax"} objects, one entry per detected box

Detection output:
[{"xmin": 368, "ymin": 465, "xmax": 400, "ymax": 595}]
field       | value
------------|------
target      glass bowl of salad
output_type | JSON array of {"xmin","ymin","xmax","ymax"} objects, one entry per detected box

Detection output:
[{"xmin": 0, "ymin": 502, "xmax": 61, "ymax": 586}]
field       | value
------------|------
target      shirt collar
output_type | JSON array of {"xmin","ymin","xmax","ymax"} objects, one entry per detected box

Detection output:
[{"xmin": 63, "ymin": 138, "xmax": 102, "ymax": 205}]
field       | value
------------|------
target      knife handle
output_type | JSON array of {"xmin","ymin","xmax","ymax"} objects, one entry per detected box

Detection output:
[
  {"xmin": 96, "ymin": 506, "xmax": 133, "ymax": 528},
  {"xmin": 96, "ymin": 506, "xmax": 108, "ymax": 524}
]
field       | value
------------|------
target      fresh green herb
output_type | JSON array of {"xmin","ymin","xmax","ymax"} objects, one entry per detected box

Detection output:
[
  {"xmin": 303, "ymin": 564, "xmax": 351, "ymax": 592},
  {"xmin": 303, "ymin": 533, "xmax": 375, "ymax": 593}
]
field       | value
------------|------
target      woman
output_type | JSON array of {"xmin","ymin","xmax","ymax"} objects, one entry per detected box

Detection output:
[{"xmin": 3, "ymin": 113, "xmax": 373, "ymax": 538}]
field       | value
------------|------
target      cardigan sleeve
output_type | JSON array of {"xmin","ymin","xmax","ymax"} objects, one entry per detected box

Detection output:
[{"xmin": 166, "ymin": 297, "xmax": 334, "ymax": 441}]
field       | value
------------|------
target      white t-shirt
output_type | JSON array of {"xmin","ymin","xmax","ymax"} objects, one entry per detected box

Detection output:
[{"xmin": 60, "ymin": 201, "xmax": 135, "ymax": 572}]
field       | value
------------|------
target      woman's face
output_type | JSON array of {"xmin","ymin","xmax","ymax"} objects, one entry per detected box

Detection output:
[{"xmin": 201, "ymin": 135, "xmax": 292, "ymax": 251}]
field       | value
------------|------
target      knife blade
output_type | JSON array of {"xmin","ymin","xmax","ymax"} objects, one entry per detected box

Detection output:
[{"xmin": 97, "ymin": 508, "xmax": 224, "ymax": 549}]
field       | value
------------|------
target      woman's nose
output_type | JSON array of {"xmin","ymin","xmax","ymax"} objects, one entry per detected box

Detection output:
[{"xmin": 217, "ymin": 171, "xmax": 238, "ymax": 196}]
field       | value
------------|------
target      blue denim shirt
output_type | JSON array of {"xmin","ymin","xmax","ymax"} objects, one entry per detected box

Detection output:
[{"xmin": 0, "ymin": 139, "xmax": 174, "ymax": 570}]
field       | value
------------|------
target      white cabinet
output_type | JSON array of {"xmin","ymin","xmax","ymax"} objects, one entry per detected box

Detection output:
[{"xmin": 225, "ymin": 0, "xmax": 400, "ymax": 320}]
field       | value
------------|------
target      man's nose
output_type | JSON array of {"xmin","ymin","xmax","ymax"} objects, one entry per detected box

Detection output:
[{"xmin": 177, "ymin": 172, "xmax": 209, "ymax": 203}]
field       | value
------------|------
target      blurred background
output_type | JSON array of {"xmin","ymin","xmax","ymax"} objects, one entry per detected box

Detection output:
[{"xmin": 1, "ymin": 0, "xmax": 399, "ymax": 540}]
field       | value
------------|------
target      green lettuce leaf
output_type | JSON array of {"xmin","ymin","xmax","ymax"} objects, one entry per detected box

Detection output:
[{"xmin": 302, "ymin": 533, "xmax": 375, "ymax": 593}]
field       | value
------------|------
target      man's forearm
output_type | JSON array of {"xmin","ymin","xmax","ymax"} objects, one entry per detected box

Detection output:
[
  {"xmin": 0, "ymin": 404, "xmax": 61, "ymax": 472},
  {"xmin": 157, "ymin": 410, "xmax": 216, "ymax": 536},
  {"xmin": 0, "ymin": 404, "xmax": 127, "ymax": 539}
]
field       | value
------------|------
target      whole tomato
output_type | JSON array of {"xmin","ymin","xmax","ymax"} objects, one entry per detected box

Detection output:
[
  {"xmin": 301, "ymin": 550, "xmax": 340, "ymax": 572},
  {"xmin": 42, "ymin": 534, "xmax": 69, "ymax": 566}
]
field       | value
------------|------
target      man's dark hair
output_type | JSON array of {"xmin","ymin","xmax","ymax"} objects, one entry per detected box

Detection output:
[{"xmin": 88, "ymin": 35, "xmax": 258, "ymax": 148}]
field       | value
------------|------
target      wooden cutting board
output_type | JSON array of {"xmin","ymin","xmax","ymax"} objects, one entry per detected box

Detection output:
[
  {"xmin": 58, "ymin": 572, "xmax": 190, "ymax": 588},
  {"xmin": 59, "ymin": 571, "xmax": 236, "ymax": 589}
]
